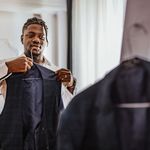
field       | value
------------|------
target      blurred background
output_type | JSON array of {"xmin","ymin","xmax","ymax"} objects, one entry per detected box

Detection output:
[{"xmin": 0, "ymin": 0, "xmax": 127, "ymax": 93}]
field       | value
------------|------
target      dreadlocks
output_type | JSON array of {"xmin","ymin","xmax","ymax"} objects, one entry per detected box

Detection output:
[{"xmin": 22, "ymin": 17, "xmax": 48, "ymax": 44}]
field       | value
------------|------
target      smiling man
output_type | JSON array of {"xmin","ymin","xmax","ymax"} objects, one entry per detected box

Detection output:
[
  {"xmin": 0, "ymin": 17, "xmax": 76, "ymax": 150},
  {"xmin": 0, "ymin": 17, "xmax": 75, "ymax": 109},
  {"xmin": 22, "ymin": 21, "xmax": 48, "ymax": 64}
]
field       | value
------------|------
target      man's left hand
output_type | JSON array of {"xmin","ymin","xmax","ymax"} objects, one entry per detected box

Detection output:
[{"xmin": 56, "ymin": 68, "xmax": 75, "ymax": 93}]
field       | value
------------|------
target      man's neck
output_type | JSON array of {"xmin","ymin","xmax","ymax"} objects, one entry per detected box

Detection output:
[
  {"xmin": 33, "ymin": 55, "xmax": 44, "ymax": 64},
  {"xmin": 24, "ymin": 51, "xmax": 44, "ymax": 64}
]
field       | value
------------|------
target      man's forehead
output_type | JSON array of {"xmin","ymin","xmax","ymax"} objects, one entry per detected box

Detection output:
[{"xmin": 25, "ymin": 24, "xmax": 45, "ymax": 33}]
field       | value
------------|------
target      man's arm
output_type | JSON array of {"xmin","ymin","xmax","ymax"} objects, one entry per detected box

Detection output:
[
  {"xmin": 55, "ymin": 68, "xmax": 76, "ymax": 108},
  {"xmin": 0, "ymin": 61, "xmax": 9, "ymax": 80},
  {"xmin": 56, "ymin": 68, "xmax": 76, "ymax": 94},
  {"xmin": 0, "ymin": 56, "xmax": 33, "ymax": 80},
  {"xmin": 5, "ymin": 56, "xmax": 33, "ymax": 73}
]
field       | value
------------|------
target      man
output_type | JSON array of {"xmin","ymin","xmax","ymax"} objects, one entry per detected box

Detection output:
[
  {"xmin": 0, "ymin": 17, "xmax": 76, "ymax": 150},
  {"xmin": 0, "ymin": 17, "xmax": 76, "ymax": 112}
]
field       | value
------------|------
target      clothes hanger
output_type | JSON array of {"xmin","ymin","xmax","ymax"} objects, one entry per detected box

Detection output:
[{"xmin": 122, "ymin": 57, "xmax": 141, "ymax": 69}]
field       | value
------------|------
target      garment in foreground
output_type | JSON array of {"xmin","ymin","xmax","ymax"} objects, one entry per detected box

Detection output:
[
  {"xmin": 57, "ymin": 57, "xmax": 150, "ymax": 150},
  {"xmin": 0, "ymin": 64, "xmax": 61, "ymax": 150}
]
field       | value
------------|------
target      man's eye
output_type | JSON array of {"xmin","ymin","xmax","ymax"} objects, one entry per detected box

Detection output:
[{"xmin": 26, "ymin": 33, "xmax": 34, "ymax": 38}]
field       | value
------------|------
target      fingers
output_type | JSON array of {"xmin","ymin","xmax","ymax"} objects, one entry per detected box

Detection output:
[
  {"xmin": 25, "ymin": 61, "xmax": 32, "ymax": 71},
  {"xmin": 55, "ymin": 68, "xmax": 72, "ymax": 84},
  {"xmin": 6, "ymin": 56, "xmax": 33, "ymax": 73},
  {"xmin": 26, "ymin": 57, "xmax": 33, "ymax": 68},
  {"xmin": 18, "ymin": 56, "xmax": 33, "ymax": 72},
  {"xmin": 26, "ymin": 57, "xmax": 33, "ymax": 64}
]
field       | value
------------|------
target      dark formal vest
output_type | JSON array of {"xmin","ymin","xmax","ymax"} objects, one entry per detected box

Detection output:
[{"xmin": 0, "ymin": 64, "xmax": 61, "ymax": 150}]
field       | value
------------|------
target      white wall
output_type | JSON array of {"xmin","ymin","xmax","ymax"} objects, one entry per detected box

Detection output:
[
  {"xmin": 42, "ymin": 11, "xmax": 67, "ymax": 68},
  {"xmin": 121, "ymin": 0, "xmax": 150, "ymax": 61},
  {"xmin": 0, "ymin": 12, "xmax": 23, "ymax": 59}
]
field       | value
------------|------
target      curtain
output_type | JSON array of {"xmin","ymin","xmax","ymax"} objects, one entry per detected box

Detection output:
[{"xmin": 72, "ymin": 0, "xmax": 127, "ymax": 92}]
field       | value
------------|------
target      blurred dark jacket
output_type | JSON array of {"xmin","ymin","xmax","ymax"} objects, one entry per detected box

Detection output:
[{"xmin": 57, "ymin": 57, "xmax": 150, "ymax": 150}]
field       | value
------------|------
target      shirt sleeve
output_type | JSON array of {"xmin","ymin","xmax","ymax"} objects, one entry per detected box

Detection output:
[
  {"xmin": 61, "ymin": 84, "xmax": 74, "ymax": 108},
  {"xmin": 0, "ymin": 61, "xmax": 8, "ymax": 79},
  {"xmin": 0, "ymin": 61, "xmax": 8, "ymax": 114},
  {"xmin": 0, "ymin": 95, "xmax": 5, "ymax": 114},
  {"xmin": 0, "ymin": 61, "xmax": 12, "ymax": 82}
]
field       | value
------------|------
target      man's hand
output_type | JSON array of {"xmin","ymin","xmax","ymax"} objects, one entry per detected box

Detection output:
[
  {"xmin": 5, "ymin": 56, "xmax": 33, "ymax": 73},
  {"xmin": 56, "ymin": 68, "xmax": 76, "ymax": 94}
]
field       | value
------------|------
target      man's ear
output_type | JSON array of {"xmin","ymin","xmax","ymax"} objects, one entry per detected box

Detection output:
[{"xmin": 21, "ymin": 35, "xmax": 23, "ymax": 44}]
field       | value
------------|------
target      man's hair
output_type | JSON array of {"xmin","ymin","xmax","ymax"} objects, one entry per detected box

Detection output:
[{"xmin": 22, "ymin": 17, "xmax": 48, "ymax": 43}]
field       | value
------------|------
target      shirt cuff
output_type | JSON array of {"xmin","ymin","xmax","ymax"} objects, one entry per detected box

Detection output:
[{"xmin": 61, "ymin": 84, "xmax": 74, "ymax": 108}]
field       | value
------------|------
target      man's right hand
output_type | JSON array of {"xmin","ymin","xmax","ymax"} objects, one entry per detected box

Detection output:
[{"xmin": 5, "ymin": 56, "xmax": 33, "ymax": 73}]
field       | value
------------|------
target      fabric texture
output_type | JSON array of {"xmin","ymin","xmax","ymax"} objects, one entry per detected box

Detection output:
[{"xmin": 0, "ymin": 64, "xmax": 61, "ymax": 150}]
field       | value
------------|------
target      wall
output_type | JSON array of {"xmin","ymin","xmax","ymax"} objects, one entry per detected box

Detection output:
[{"xmin": 121, "ymin": 0, "xmax": 150, "ymax": 61}]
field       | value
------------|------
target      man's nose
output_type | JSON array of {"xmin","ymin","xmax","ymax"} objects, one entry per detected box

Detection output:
[{"xmin": 32, "ymin": 36, "xmax": 40, "ymax": 43}]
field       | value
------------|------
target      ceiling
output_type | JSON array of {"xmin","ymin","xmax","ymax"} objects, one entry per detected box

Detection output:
[{"xmin": 0, "ymin": 0, "xmax": 67, "ymax": 13}]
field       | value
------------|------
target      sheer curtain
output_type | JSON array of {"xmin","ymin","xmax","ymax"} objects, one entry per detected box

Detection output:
[{"xmin": 72, "ymin": 0, "xmax": 127, "ymax": 92}]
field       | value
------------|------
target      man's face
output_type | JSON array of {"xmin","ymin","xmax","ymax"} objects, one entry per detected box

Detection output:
[{"xmin": 22, "ymin": 24, "xmax": 47, "ymax": 58}]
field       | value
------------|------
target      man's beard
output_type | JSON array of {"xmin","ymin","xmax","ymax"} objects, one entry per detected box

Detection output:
[{"xmin": 24, "ymin": 50, "xmax": 41, "ymax": 61}]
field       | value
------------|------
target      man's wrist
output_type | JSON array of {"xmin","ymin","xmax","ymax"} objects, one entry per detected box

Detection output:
[{"xmin": 66, "ymin": 77, "xmax": 76, "ymax": 94}]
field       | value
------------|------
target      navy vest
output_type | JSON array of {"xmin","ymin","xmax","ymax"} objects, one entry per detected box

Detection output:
[{"xmin": 0, "ymin": 64, "xmax": 61, "ymax": 150}]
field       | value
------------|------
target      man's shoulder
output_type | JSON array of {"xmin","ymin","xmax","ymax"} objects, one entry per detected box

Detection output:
[{"xmin": 43, "ymin": 58, "xmax": 60, "ymax": 72}]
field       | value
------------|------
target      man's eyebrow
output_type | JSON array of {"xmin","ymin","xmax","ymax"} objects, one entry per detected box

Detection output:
[
  {"xmin": 27, "ymin": 31, "xmax": 44, "ymax": 35},
  {"xmin": 25, "ymin": 32, "xmax": 37, "ymax": 36},
  {"xmin": 27, "ymin": 31, "xmax": 35, "ymax": 34}
]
